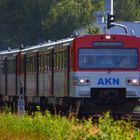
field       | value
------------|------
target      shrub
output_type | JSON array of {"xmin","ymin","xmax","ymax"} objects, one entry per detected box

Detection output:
[{"xmin": 0, "ymin": 111, "xmax": 139, "ymax": 140}]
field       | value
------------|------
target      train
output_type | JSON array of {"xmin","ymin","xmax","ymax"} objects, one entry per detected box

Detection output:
[{"xmin": 0, "ymin": 33, "xmax": 140, "ymax": 115}]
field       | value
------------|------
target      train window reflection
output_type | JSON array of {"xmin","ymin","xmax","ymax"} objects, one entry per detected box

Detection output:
[{"xmin": 78, "ymin": 48, "xmax": 138, "ymax": 69}]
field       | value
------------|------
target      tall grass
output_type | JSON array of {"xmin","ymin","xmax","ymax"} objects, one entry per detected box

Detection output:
[{"xmin": 0, "ymin": 111, "xmax": 139, "ymax": 140}]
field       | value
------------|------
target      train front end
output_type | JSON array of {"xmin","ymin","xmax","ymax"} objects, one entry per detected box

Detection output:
[{"xmin": 70, "ymin": 34, "xmax": 140, "ymax": 107}]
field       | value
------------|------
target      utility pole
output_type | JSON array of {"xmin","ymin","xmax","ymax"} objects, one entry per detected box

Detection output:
[
  {"xmin": 17, "ymin": 51, "xmax": 25, "ymax": 115},
  {"xmin": 105, "ymin": 0, "xmax": 113, "ymax": 15}
]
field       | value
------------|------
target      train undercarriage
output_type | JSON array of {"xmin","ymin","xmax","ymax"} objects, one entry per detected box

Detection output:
[{"xmin": 0, "ymin": 91, "xmax": 140, "ymax": 117}]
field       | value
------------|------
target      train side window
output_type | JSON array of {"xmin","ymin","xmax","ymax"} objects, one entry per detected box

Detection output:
[
  {"xmin": 7, "ymin": 59, "xmax": 15, "ymax": 74},
  {"xmin": 41, "ymin": 54, "xmax": 43, "ymax": 71},
  {"xmin": 60, "ymin": 51, "xmax": 63, "ymax": 70},
  {"xmin": 45, "ymin": 54, "xmax": 48, "ymax": 71},
  {"xmin": 48, "ymin": 53, "xmax": 52, "ymax": 70},
  {"xmin": 54, "ymin": 52, "xmax": 57, "ymax": 70},
  {"xmin": 42, "ymin": 54, "xmax": 44, "ymax": 72},
  {"xmin": 30, "ymin": 57, "xmax": 32, "ymax": 72},
  {"xmin": 56, "ymin": 51, "xmax": 59, "ymax": 70},
  {"xmin": 29, "ymin": 57, "xmax": 31, "ymax": 72},
  {"xmin": 64, "ymin": 49, "xmax": 68, "ymax": 69},
  {"xmin": 39, "ymin": 54, "xmax": 43, "ymax": 72},
  {"xmin": 38, "ymin": 55, "xmax": 41, "ymax": 72},
  {"xmin": 26, "ymin": 55, "xmax": 36, "ymax": 73},
  {"xmin": 30, "ymin": 57, "xmax": 33, "ymax": 72},
  {"xmin": 58, "ymin": 52, "xmax": 60, "ymax": 70},
  {"xmin": 44, "ymin": 54, "xmax": 47, "ymax": 71},
  {"xmin": 44, "ymin": 54, "xmax": 46, "ymax": 71},
  {"xmin": 60, "ymin": 50, "xmax": 63, "ymax": 70},
  {"xmin": 62, "ymin": 50, "xmax": 65, "ymax": 70},
  {"xmin": 57, "ymin": 51, "xmax": 62, "ymax": 70},
  {"xmin": 34, "ymin": 55, "xmax": 37, "ymax": 72},
  {"xmin": 43, "ymin": 53, "xmax": 49, "ymax": 71},
  {"xmin": 1, "ymin": 60, "xmax": 5, "ymax": 73},
  {"xmin": 26, "ymin": 57, "xmax": 30, "ymax": 73}
]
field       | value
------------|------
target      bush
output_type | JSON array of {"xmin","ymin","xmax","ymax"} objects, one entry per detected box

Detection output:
[{"xmin": 0, "ymin": 111, "xmax": 139, "ymax": 140}]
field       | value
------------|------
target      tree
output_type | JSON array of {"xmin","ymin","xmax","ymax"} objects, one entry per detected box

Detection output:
[
  {"xmin": 0, "ymin": 0, "xmax": 43, "ymax": 48},
  {"xmin": 0, "ymin": 0, "xmax": 104, "ymax": 49},
  {"xmin": 20, "ymin": 0, "xmax": 42, "ymax": 46},
  {"xmin": 0, "ymin": 0, "xmax": 25, "ymax": 48},
  {"xmin": 42, "ymin": 0, "xmax": 103, "ymax": 40},
  {"xmin": 114, "ymin": 0, "xmax": 140, "ymax": 21}
]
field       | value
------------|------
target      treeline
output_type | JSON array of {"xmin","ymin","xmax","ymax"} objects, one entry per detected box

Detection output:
[
  {"xmin": 0, "ymin": 0, "xmax": 140, "ymax": 49},
  {"xmin": 0, "ymin": 0, "xmax": 103, "ymax": 49},
  {"xmin": 114, "ymin": 0, "xmax": 140, "ymax": 21}
]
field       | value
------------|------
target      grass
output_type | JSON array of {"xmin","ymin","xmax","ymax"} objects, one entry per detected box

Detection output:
[{"xmin": 0, "ymin": 110, "xmax": 140, "ymax": 140}]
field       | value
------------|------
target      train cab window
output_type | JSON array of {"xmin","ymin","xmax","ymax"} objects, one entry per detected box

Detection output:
[{"xmin": 78, "ymin": 48, "xmax": 138, "ymax": 69}]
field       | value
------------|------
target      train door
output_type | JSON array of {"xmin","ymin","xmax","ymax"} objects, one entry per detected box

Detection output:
[
  {"xmin": 7, "ymin": 56, "xmax": 16, "ymax": 96},
  {"xmin": 16, "ymin": 53, "xmax": 26, "ymax": 95},
  {"xmin": 53, "ymin": 46, "xmax": 70, "ymax": 97},
  {"xmin": 0, "ymin": 57, "xmax": 7, "ymax": 96},
  {"xmin": 38, "ymin": 51, "xmax": 52, "ymax": 97},
  {"xmin": 26, "ymin": 54, "xmax": 37, "ymax": 97}
]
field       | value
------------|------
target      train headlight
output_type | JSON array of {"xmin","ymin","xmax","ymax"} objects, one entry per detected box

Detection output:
[
  {"xmin": 132, "ymin": 79, "xmax": 138, "ymax": 84},
  {"xmin": 79, "ymin": 79, "xmax": 85, "ymax": 84},
  {"xmin": 105, "ymin": 34, "xmax": 111, "ymax": 40},
  {"xmin": 78, "ymin": 78, "xmax": 91, "ymax": 86},
  {"xmin": 127, "ymin": 77, "xmax": 140, "ymax": 86}
]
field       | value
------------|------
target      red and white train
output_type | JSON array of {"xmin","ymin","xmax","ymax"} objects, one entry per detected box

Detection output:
[{"xmin": 0, "ymin": 33, "xmax": 140, "ymax": 113}]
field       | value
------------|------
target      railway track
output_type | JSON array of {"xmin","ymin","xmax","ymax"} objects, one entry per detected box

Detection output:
[
  {"xmin": 131, "ymin": 113, "xmax": 140, "ymax": 128},
  {"xmin": 123, "ymin": 106, "xmax": 140, "ymax": 128},
  {"xmin": 122, "ymin": 112, "xmax": 140, "ymax": 128},
  {"xmin": 76, "ymin": 104, "xmax": 140, "ymax": 129}
]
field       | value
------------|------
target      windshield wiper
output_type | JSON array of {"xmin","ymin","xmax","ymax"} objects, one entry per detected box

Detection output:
[{"xmin": 108, "ymin": 57, "xmax": 124, "ymax": 73}]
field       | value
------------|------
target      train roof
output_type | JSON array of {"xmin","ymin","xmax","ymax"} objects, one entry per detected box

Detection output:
[
  {"xmin": 0, "ymin": 33, "xmax": 140, "ymax": 56},
  {"xmin": 0, "ymin": 49, "xmax": 20, "ymax": 55},
  {"xmin": 22, "ymin": 37, "xmax": 74, "ymax": 53},
  {"xmin": 74, "ymin": 33, "xmax": 140, "ymax": 40},
  {"xmin": 0, "ymin": 38, "xmax": 74, "ymax": 56}
]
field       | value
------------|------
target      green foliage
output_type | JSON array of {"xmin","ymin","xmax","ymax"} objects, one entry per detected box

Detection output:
[
  {"xmin": 43, "ymin": 0, "xmax": 103, "ymax": 40},
  {"xmin": 0, "ymin": 0, "xmax": 42, "ymax": 48},
  {"xmin": 114, "ymin": 0, "xmax": 140, "ymax": 21},
  {"xmin": 87, "ymin": 24, "xmax": 101, "ymax": 34},
  {"xmin": 0, "ymin": 111, "xmax": 140, "ymax": 140},
  {"xmin": 0, "ymin": 0, "xmax": 140, "ymax": 48},
  {"xmin": 96, "ymin": 112, "xmax": 140, "ymax": 140},
  {"xmin": 0, "ymin": 111, "xmax": 73, "ymax": 140},
  {"xmin": 0, "ymin": 0, "xmax": 103, "ymax": 48}
]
